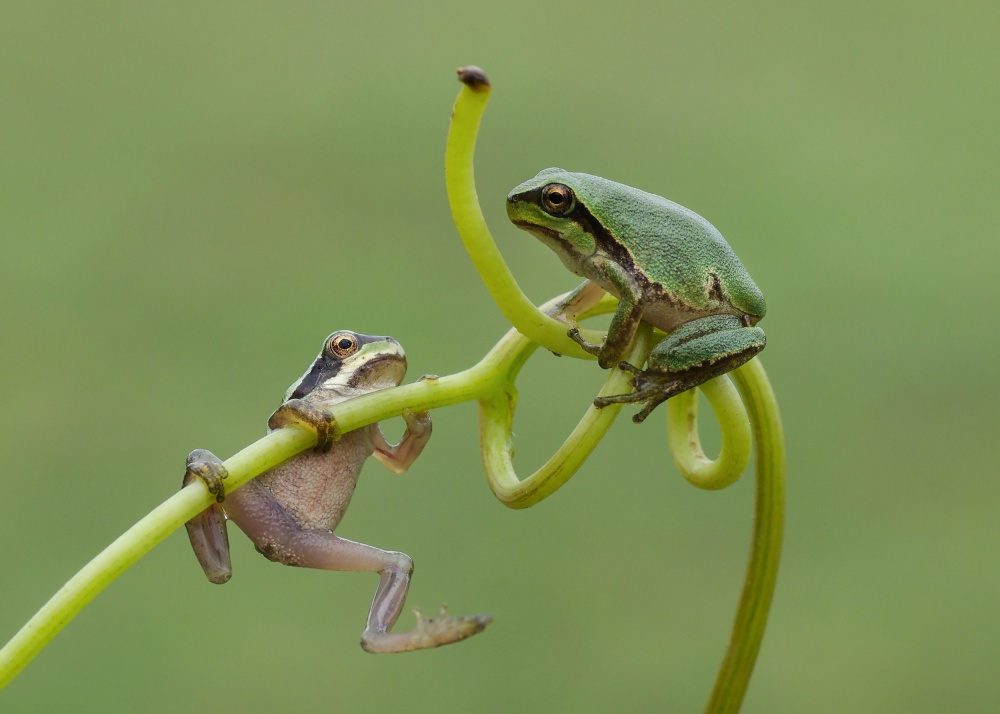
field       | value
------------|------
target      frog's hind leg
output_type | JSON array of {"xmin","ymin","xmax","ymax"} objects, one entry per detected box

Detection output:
[
  {"xmin": 592, "ymin": 376, "xmax": 683, "ymax": 424},
  {"xmin": 594, "ymin": 315, "xmax": 765, "ymax": 424},
  {"xmin": 222, "ymin": 481, "xmax": 492, "ymax": 654}
]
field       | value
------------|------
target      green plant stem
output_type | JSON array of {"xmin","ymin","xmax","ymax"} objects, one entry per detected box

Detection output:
[
  {"xmin": 0, "ymin": 426, "xmax": 313, "ymax": 689},
  {"xmin": 702, "ymin": 358, "xmax": 786, "ymax": 714},
  {"xmin": 2, "ymin": 68, "xmax": 786, "ymax": 713},
  {"xmin": 666, "ymin": 375, "xmax": 751, "ymax": 491},
  {"xmin": 480, "ymin": 323, "xmax": 653, "ymax": 508},
  {"xmin": 0, "ymin": 292, "xmax": 624, "ymax": 689},
  {"xmin": 0, "ymin": 368, "xmax": 497, "ymax": 688},
  {"xmin": 444, "ymin": 66, "xmax": 604, "ymax": 356}
]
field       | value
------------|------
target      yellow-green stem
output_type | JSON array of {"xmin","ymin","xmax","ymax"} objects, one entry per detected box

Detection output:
[
  {"xmin": 1, "ymin": 69, "xmax": 787, "ymax": 713},
  {"xmin": 0, "ymin": 426, "xmax": 313, "ymax": 688},
  {"xmin": 0, "ymin": 292, "xmax": 622, "ymax": 688},
  {"xmin": 666, "ymin": 375, "xmax": 751, "ymax": 491},
  {"xmin": 480, "ymin": 323, "xmax": 653, "ymax": 508},
  {"xmin": 444, "ymin": 67, "xmax": 604, "ymax": 356},
  {"xmin": 702, "ymin": 358, "xmax": 786, "ymax": 714}
]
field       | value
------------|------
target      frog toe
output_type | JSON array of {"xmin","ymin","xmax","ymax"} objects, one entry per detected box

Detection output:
[
  {"xmin": 617, "ymin": 360, "xmax": 643, "ymax": 376},
  {"xmin": 361, "ymin": 605, "xmax": 492, "ymax": 654},
  {"xmin": 567, "ymin": 328, "xmax": 603, "ymax": 356},
  {"xmin": 416, "ymin": 606, "xmax": 493, "ymax": 647},
  {"xmin": 183, "ymin": 449, "xmax": 229, "ymax": 502},
  {"xmin": 632, "ymin": 392, "xmax": 672, "ymax": 423}
]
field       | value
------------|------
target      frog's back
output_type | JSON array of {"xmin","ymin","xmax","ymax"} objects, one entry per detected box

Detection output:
[{"xmin": 567, "ymin": 172, "xmax": 766, "ymax": 321}]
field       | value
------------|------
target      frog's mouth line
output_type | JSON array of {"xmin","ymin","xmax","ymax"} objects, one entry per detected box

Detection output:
[
  {"xmin": 510, "ymin": 219, "xmax": 578, "ymax": 251},
  {"xmin": 346, "ymin": 352, "xmax": 407, "ymax": 389},
  {"xmin": 510, "ymin": 218, "xmax": 557, "ymax": 236}
]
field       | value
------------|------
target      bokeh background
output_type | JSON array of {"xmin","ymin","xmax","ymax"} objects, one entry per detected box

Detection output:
[{"xmin": 2, "ymin": 2, "xmax": 997, "ymax": 712}]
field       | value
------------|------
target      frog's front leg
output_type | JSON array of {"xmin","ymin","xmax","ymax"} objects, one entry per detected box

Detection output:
[
  {"xmin": 595, "ymin": 314, "xmax": 766, "ymax": 423},
  {"xmin": 223, "ymin": 480, "xmax": 492, "ymax": 653},
  {"xmin": 567, "ymin": 258, "xmax": 644, "ymax": 368},
  {"xmin": 371, "ymin": 409, "xmax": 431, "ymax": 474},
  {"xmin": 546, "ymin": 280, "xmax": 608, "ymax": 357},
  {"xmin": 268, "ymin": 399, "xmax": 337, "ymax": 451},
  {"xmin": 182, "ymin": 449, "xmax": 233, "ymax": 584}
]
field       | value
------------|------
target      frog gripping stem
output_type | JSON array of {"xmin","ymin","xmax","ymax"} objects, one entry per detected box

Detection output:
[{"xmin": 267, "ymin": 399, "xmax": 339, "ymax": 452}]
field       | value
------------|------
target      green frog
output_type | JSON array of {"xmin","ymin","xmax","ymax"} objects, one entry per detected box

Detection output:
[{"xmin": 507, "ymin": 168, "xmax": 766, "ymax": 422}]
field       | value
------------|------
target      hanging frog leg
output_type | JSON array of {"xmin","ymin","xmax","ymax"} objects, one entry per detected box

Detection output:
[{"xmin": 221, "ymin": 479, "xmax": 491, "ymax": 653}]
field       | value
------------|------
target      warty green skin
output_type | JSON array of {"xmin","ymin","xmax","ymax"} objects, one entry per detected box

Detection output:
[
  {"xmin": 507, "ymin": 168, "xmax": 767, "ymax": 422},
  {"xmin": 182, "ymin": 330, "xmax": 490, "ymax": 652}
]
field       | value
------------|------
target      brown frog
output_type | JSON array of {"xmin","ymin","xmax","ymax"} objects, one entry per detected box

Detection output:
[{"xmin": 182, "ymin": 330, "xmax": 490, "ymax": 653}]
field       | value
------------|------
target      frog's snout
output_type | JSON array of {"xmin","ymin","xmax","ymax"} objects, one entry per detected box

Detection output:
[{"xmin": 505, "ymin": 193, "xmax": 522, "ymax": 222}]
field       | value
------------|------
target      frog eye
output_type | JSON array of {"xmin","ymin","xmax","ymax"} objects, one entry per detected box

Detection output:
[
  {"xmin": 327, "ymin": 332, "xmax": 359, "ymax": 358},
  {"xmin": 540, "ymin": 183, "xmax": 575, "ymax": 216}
]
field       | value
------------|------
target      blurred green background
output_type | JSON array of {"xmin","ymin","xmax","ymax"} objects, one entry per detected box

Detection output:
[{"xmin": 2, "ymin": 2, "xmax": 997, "ymax": 711}]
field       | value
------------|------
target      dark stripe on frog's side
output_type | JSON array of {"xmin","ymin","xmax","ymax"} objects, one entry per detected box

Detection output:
[
  {"xmin": 706, "ymin": 271, "xmax": 725, "ymax": 303},
  {"xmin": 563, "ymin": 199, "xmax": 689, "ymax": 312},
  {"xmin": 290, "ymin": 357, "xmax": 340, "ymax": 399}
]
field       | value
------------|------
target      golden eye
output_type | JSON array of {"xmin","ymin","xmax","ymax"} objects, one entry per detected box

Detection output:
[
  {"xmin": 327, "ymin": 332, "xmax": 359, "ymax": 358},
  {"xmin": 541, "ymin": 183, "xmax": 575, "ymax": 215}
]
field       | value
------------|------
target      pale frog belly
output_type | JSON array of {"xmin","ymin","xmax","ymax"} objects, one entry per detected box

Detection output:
[
  {"xmin": 256, "ymin": 427, "xmax": 374, "ymax": 531},
  {"xmin": 641, "ymin": 297, "xmax": 735, "ymax": 333}
]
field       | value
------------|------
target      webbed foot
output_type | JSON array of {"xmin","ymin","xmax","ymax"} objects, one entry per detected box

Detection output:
[
  {"xmin": 361, "ymin": 605, "xmax": 493, "ymax": 654},
  {"xmin": 616, "ymin": 360, "xmax": 643, "ymax": 376},
  {"xmin": 592, "ymin": 353, "xmax": 760, "ymax": 424},
  {"xmin": 592, "ymin": 316, "xmax": 766, "ymax": 423}
]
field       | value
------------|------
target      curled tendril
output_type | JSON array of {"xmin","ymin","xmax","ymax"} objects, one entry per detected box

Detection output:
[
  {"xmin": 477, "ymin": 298, "xmax": 654, "ymax": 509},
  {"xmin": 667, "ymin": 374, "xmax": 751, "ymax": 491}
]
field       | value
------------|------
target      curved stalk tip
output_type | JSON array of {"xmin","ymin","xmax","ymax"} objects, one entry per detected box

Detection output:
[{"xmin": 446, "ymin": 67, "xmax": 605, "ymax": 357}]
